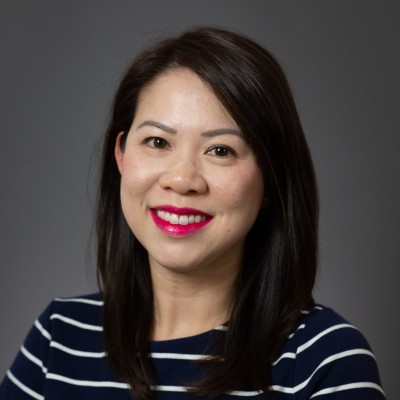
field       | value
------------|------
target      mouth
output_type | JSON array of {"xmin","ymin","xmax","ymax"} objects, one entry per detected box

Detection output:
[
  {"xmin": 150, "ymin": 206, "xmax": 212, "ymax": 236},
  {"xmin": 155, "ymin": 209, "xmax": 208, "ymax": 225}
]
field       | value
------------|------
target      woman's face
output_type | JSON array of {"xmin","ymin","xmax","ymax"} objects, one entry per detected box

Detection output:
[{"xmin": 115, "ymin": 68, "xmax": 264, "ymax": 276}]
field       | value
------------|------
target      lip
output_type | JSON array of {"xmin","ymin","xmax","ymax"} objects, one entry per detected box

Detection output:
[{"xmin": 150, "ymin": 205, "xmax": 213, "ymax": 236}]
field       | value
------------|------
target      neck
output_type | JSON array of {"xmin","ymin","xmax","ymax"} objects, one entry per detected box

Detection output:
[{"xmin": 150, "ymin": 258, "xmax": 239, "ymax": 341}]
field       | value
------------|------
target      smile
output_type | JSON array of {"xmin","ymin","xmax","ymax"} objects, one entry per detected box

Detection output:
[
  {"xmin": 150, "ymin": 206, "xmax": 212, "ymax": 236},
  {"xmin": 155, "ymin": 210, "xmax": 207, "ymax": 225}
]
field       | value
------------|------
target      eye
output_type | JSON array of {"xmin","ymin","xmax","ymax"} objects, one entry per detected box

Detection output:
[
  {"xmin": 144, "ymin": 137, "xmax": 170, "ymax": 150},
  {"xmin": 207, "ymin": 145, "xmax": 236, "ymax": 157}
]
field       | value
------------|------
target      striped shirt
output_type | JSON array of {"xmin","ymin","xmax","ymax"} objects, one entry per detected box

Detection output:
[{"xmin": 0, "ymin": 293, "xmax": 385, "ymax": 399}]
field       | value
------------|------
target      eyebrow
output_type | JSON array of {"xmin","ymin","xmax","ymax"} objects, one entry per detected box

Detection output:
[
  {"xmin": 137, "ymin": 120, "xmax": 177, "ymax": 134},
  {"xmin": 201, "ymin": 128, "xmax": 242, "ymax": 137},
  {"xmin": 137, "ymin": 120, "xmax": 242, "ymax": 137}
]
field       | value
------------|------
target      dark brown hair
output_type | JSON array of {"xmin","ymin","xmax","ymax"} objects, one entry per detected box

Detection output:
[{"xmin": 96, "ymin": 26, "xmax": 318, "ymax": 399}]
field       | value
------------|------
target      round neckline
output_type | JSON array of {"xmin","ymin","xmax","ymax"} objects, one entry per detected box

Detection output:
[{"xmin": 150, "ymin": 326, "xmax": 225, "ymax": 351}]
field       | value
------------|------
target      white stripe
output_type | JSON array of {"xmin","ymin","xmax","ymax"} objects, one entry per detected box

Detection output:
[
  {"xmin": 272, "ymin": 351, "xmax": 296, "ymax": 365},
  {"xmin": 300, "ymin": 306, "xmax": 323, "ymax": 315},
  {"xmin": 270, "ymin": 384, "xmax": 295, "ymax": 394},
  {"xmin": 50, "ymin": 341, "xmax": 107, "ymax": 358},
  {"xmin": 46, "ymin": 373, "xmax": 129, "ymax": 388},
  {"xmin": 6, "ymin": 370, "xmax": 44, "ymax": 400},
  {"xmin": 272, "ymin": 332, "xmax": 375, "ymax": 365},
  {"xmin": 288, "ymin": 323, "xmax": 305, "ymax": 339},
  {"xmin": 20, "ymin": 345, "xmax": 48, "ymax": 373},
  {"xmin": 54, "ymin": 297, "xmax": 103, "ymax": 306},
  {"xmin": 50, "ymin": 314, "xmax": 103, "ymax": 331},
  {"xmin": 310, "ymin": 382, "xmax": 385, "ymax": 397},
  {"xmin": 322, "ymin": 348, "xmax": 375, "ymax": 363},
  {"xmin": 272, "ymin": 348, "xmax": 376, "ymax": 394},
  {"xmin": 277, "ymin": 322, "xmax": 358, "ymax": 365},
  {"xmin": 297, "ymin": 324, "xmax": 356, "ymax": 354},
  {"xmin": 152, "ymin": 385, "xmax": 188, "ymax": 392},
  {"xmin": 227, "ymin": 390, "xmax": 264, "ymax": 396},
  {"xmin": 150, "ymin": 352, "xmax": 210, "ymax": 360},
  {"xmin": 34, "ymin": 319, "xmax": 51, "ymax": 340},
  {"xmin": 294, "ymin": 349, "xmax": 375, "ymax": 393},
  {"xmin": 152, "ymin": 385, "xmax": 263, "ymax": 397}
]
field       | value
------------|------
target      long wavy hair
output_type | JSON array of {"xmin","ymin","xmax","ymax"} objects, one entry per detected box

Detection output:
[{"xmin": 96, "ymin": 26, "xmax": 318, "ymax": 399}]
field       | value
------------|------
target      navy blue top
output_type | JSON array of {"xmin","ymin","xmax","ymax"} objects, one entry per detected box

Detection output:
[{"xmin": 0, "ymin": 293, "xmax": 385, "ymax": 399}]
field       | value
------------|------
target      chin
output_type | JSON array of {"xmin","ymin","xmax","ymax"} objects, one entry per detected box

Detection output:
[{"xmin": 149, "ymin": 254, "xmax": 210, "ymax": 274}]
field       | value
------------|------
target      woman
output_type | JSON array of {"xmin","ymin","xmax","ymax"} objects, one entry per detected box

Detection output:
[{"xmin": 0, "ymin": 27, "xmax": 385, "ymax": 399}]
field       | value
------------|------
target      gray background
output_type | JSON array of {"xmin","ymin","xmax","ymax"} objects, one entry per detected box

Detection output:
[{"xmin": 0, "ymin": 1, "xmax": 398, "ymax": 398}]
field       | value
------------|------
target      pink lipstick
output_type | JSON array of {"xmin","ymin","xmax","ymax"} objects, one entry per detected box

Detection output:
[{"xmin": 150, "ymin": 205, "xmax": 212, "ymax": 236}]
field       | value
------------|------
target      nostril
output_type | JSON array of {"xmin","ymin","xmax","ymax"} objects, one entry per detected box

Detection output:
[{"xmin": 158, "ymin": 168, "xmax": 208, "ymax": 195}]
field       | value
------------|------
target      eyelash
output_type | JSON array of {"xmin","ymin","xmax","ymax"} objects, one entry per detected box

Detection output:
[{"xmin": 143, "ymin": 137, "xmax": 236, "ymax": 158}]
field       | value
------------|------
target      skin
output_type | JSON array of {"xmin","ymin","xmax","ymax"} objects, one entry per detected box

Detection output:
[{"xmin": 115, "ymin": 68, "xmax": 264, "ymax": 340}]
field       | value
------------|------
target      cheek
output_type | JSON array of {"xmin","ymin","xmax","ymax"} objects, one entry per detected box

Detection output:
[
  {"xmin": 119, "ymin": 155, "xmax": 159, "ymax": 228},
  {"xmin": 120, "ymin": 153, "xmax": 159, "ymax": 195},
  {"xmin": 212, "ymin": 166, "xmax": 264, "ymax": 212}
]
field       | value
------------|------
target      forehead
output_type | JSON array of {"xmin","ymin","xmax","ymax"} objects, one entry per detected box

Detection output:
[{"xmin": 134, "ymin": 68, "xmax": 238, "ymax": 130}]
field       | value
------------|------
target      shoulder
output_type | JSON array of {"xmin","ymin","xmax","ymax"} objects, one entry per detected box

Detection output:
[
  {"xmin": 52, "ymin": 292, "xmax": 103, "ymax": 307},
  {"xmin": 50, "ymin": 293, "xmax": 103, "ymax": 314},
  {"xmin": 20, "ymin": 293, "xmax": 103, "ymax": 342},
  {"xmin": 25, "ymin": 293, "xmax": 104, "ymax": 346},
  {"xmin": 295, "ymin": 304, "xmax": 370, "ymax": 351},
  {"xmin": 273, "ymin": 305, "xmax": 385, "ymax": 399},
  {"xmin": 33, "ymin": 293, "xmax": 106, "ymax": 375},
  {"xmin": 45, "ymin": 293, "xmax": 104, "ymax": 332},
  {"xmin": 0, "ymin": 293, "xmax": 105, "ymax": 399},
  {"xmin": 274, "ymin": 304, "xmax": 370, "ymax": 373}
]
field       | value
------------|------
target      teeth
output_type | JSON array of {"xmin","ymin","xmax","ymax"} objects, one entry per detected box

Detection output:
[
  {"xmin": 179, "ymin": 215, "xmax": 189, "ymax": 225},
  {"xmin": 156, "ymin": 210, "xmax": 207, "ymax": 225}
]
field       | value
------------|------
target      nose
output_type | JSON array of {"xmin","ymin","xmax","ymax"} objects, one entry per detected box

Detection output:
[{"xmin": 158, "ymin": 156, "xmax": 208, "ymax": 195}]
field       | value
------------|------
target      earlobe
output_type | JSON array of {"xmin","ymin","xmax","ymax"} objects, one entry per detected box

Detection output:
[{"xmin": 115, "ymin": 132, "xmax": 125, "ymax": 174}]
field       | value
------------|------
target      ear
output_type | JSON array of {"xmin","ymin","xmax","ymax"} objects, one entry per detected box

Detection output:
[{"xmin": 115, "ymin": 131, "xmax": 125, "ymax": 174}]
